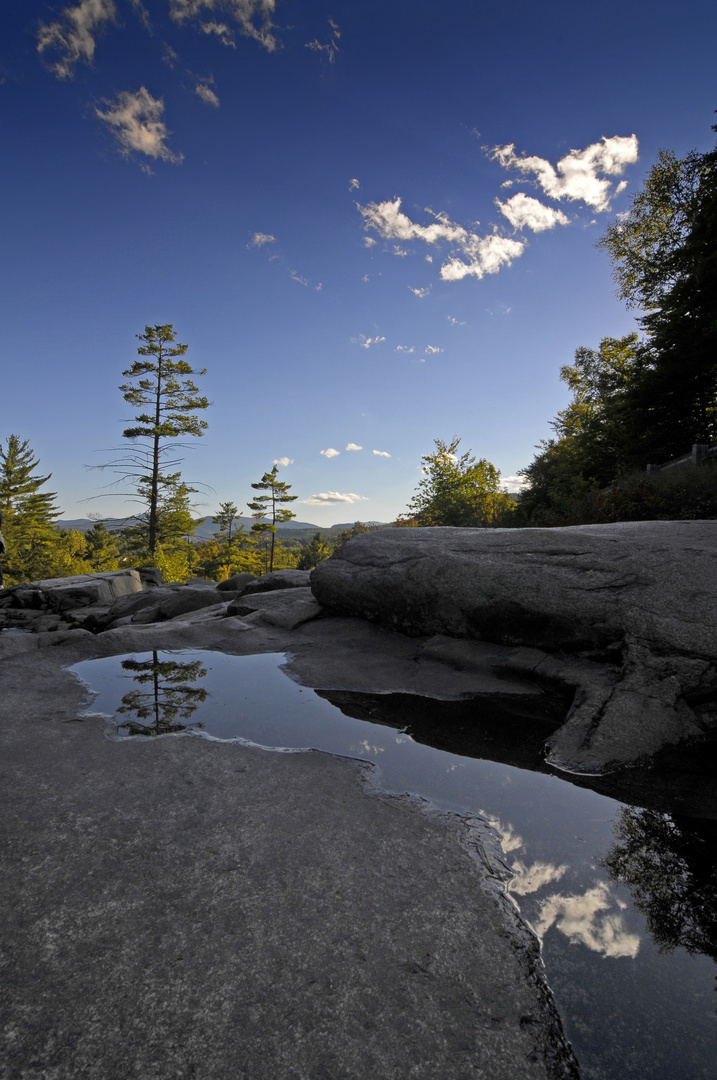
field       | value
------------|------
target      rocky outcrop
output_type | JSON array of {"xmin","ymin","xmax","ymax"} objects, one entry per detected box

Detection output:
[{"xmin": 311, "ymin": 522, "xmax": 717, "ymax": 775}]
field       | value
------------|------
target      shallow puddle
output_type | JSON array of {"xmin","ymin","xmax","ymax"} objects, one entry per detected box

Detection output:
[{"xmin": 71, "ymin": 649, "xmax": 717, "ymax": 1080}]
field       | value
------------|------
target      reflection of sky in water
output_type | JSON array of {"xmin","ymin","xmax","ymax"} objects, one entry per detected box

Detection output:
[{"xmin": 72, "ymin": 649, "xmax": 716, "ymax": 1080}]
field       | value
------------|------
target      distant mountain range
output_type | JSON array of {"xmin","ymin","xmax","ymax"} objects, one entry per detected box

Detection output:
[{"xmin": 57, "ymin": 518, "xmax": 386, "ymax": 541}]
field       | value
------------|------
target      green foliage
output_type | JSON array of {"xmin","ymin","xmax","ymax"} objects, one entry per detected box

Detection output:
[
  {"xmin": 401, "ymin": 438, "xmax": 515, "ymax": 527},
  {"xmin": 110, "ymin": 324, "xmax": 209, "ymax": 559},
  {"xmin": 121, "ymin": 475, "xmax": 202, "ymax": 580},
  {"xmin": 521, "ymin": 125, "xmax": 717, "ymax": 523},
  {"xmin": 518, "ymin": 463, "xmax": 717, "ymax": 527},
  {"xmin": 247, "ymin": 465, "xmax": 298, "ymax": 573},
  {"xmin": 84, "ymin": 520, "xmax": 120, "ymax": 572},
  {"xmin": 0, "ymin": 435, "xmax": 65, "ymax": 584},
  {"xmin": 295, "ymin": 532, "xmax": 333, "ymax": 570}
]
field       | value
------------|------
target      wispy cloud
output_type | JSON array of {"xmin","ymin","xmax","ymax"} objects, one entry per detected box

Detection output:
[
  {"xmin": 169, "ymin": 0, "xmax": 280, "ymax": 52},
  {"xmin": 395, "ymin": 345, "xmax": 415, "ymax": 353},
  {"xmin": 163, "ymin": 43, "xmax": 179, "ymax": 66},
  {"xmin": 363, "ymin": 237, "xmax": 376, "ymax": 248},
  {"xmin": 131, "ymin": 0, "xmax": 152, "ymax": 32},
  {"xmin": 423, "ymin": 345, "xmax": 442, "ymax": 355},
  {"xmin": 359, "ymin": 197, "xmax": 524, "ymax": 282},
  {"xmin": 447, "ymin": 315, "xmax": 465, "ymax": 326},
  {"xmin": 289, "ymin": 270, "xmax": 308, "ymax": 286},
  {"xmin": 487, "ymin": 135, "xmax": 639, "ymax": 213},
  {"xmin": 346, "ymin": 443, "xmax": 363, "ymax": 451},
  {"xmin": 372, "ymin": 449, "xmax": 391, "ymax": 458},
  {"xmin": 305, "ymin": 17, "xmax": 340, "ymax": 63},
  {"xmin": 496, "ymin": 192, "xmax": 569, "ymax": 232},
  {"xmin": 349, "ymin": 178, "xmax": 360, "ymax": 191},
  {"xmin": 95, "ymin": 88, "xmax": 183, "ymax": 164},
  {"xmin": 320, "ymin": 448, "xmax": 340, "ymax": 459},
  {"xmin": 409, "ymin": 285, "xmax": 431, "ymax": 298},
  {"xmin": 37, "ymin": 0, "xmax": 116, "ymax": 79},
  {"xmin": 195, "ymin": 81, "xmax": 219, "ymax": 106},
  {"xmin": 248, "ymin": 231, "xmax": 275, "ymax": 248},
  {"xmin": 359, "ymin": 335, "xmax": 385, "ymax": 349},
  {"xmin": 273, "ymin": 456, "xmax": 294, "ymax": 467},
  {"xmin": 303, "ymin": 491, "xmax": 368, "ymax": 505}
]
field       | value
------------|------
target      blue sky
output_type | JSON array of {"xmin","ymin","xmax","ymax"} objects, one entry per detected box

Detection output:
[{"xmin": 2, "ymin": 0, "xmax": 716, "ymax": 526}]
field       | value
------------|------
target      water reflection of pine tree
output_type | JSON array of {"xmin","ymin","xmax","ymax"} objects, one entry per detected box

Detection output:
[
  {"xmin": 116, "ymin": 651, "xmax": 208, "ymax": 736},
  {"xmin": 603, "ymin": 807, "xmax": 717, "ymax": 964}
]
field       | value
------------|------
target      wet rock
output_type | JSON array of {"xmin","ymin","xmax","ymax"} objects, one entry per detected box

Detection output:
[{"xmin": 311, "ymin": 522, "xmax": 717, "ymax": 774}]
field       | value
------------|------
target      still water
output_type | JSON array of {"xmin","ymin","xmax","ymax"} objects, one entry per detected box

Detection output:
[{"xmin": 71, "ymin": 649, "xmax": 717, "ymax": 1080}]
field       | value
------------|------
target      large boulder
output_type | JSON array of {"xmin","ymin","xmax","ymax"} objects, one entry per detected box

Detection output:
[
  {"xmin": 311, "ymin": 522, "xmax": 717, "ymax": 774},
  {"xmin": 32, "ymin": 569, "xmax": 145, "ymax": 613}
]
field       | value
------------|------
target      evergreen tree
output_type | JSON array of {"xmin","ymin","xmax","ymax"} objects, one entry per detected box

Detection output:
[
  {"xmin": 115, "ymin": 324, "xmax": 209, "ymax": 560},
  {"xmin": 247, "ymin": 465, "xmax": 297, "ymax": 573},
  {"xmin": 0, "ymin": 435, "xmax": 62, "ymax": 583},
  {"xmin": 85, "ymin": 519, "xmax": 121, "ymax": 572},
  {"xmin": 296, "ymin": 532, "xmax": 333, "ymax": 570}
]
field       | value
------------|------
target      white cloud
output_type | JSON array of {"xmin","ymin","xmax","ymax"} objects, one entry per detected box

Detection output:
[
  {"xmin": 488, "ymin": 135, "xmax": 639, "ymax": 213},
  {"xmin": 409, "ymin": 285, "xmax": 431, "ymax": 298},
  {"xmin": 273, "ymin": 456, "xmax": 294, "ymax": 467},
  {"xmin": 392, "ymin": 245, "xmax": 409, "ymax": 257},
  {"xmin": 303, "ymin": 491, "xmax": 368, "ymax": 505},
  {"xmin": 349, "ymin": 178, "xmax": 360, "ymax": 191},
  {"xmin": 363, "ymin": 237, "xmax": 376, "ymax": 248},
  {"xmin": 372, "ymin": 449, "xmax": 391, "ymax": 458},
  {"xmin": 163, "ymin": 43, "xmax": 179, "ymax": 67},
  {"xmin": 535, "ymin": 883, "xmax": 641, "ymax": 959},
  {"xmin": 395, "ymin": 345, "xmax": 415, "ymax": 353},
  {"xmin": 501, "ymin": 474, "xmax": 529, "ymax": 492},
  {"xmin": 359, "ymin": 197, "xmax": 525, "ymax": 282},
  {"xmin": 37, "ymin": 0, "xmax": 116, "ymax": 79},
  {"xmin": 346, "ymin": 443, "xmax": 363, "ymax": 451},
  {"xmin": 305, "ymin": 17, "xmax": 340, "ymax": 63},
  {"xmin": 440, "ymin": 233, "xmax": 524, "ymax": 281},
  {"xmin": 361, "ymin": 274, "xmax": 370, "ymax": 283},
  {"xmin": 424, "ymin": 345, "xmax": 442, "ymax": 355},
  {"xmin": 320, "ymin": 448, "xmax": 340, "ymax": 459},
  {"xmin": 496, "ymin": 192, "xmax": 569, "ymax": 232},
  {"xmin": 359, "ymin": 335, "xmax": 385, "ymax": 349},
  {"xmin": 508, "ymin": 860, "xmax": 568, "ymax": 897},
  {"xmin": 248, "ymin": 231, "xmax": 275, "ymax": 247},
  {"xmin": 195, "ymin": 81, "xmax": 220, "ymax": 106},
  {"xmin": 447, "ymin": 315, "xmax": 465, "ymax": 326},
  {"xmin": 95, "ymin": 88, "xmax": 183, "ymax": 163},
  {"xmin": 169, "ymin": 0, "xmax": 280, "ymax": 52},
  {"xmin": 315, "ymin": 282, "xmax": 322, "ymax": 291},
  {"xmin": 290, "ymin": 270, "xmax": 308, "ymax": 286}
]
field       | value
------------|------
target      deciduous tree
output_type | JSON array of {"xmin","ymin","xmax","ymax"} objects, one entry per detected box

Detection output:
[{"xmin": 401, "ymin": 438, "xmax": 513, "ymax": 527}]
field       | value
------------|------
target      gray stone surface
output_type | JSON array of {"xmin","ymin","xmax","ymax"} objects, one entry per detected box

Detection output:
[
  {"xmin": 311, "ymin": 522, "xmax": 717, "ymax": 774},
  {"xmin": 0, "ymin": 638, "xmax": 578, "ymax": 1080},
  {"xmin": 227, "ymin": 586, "xmax": 324, "ymax": 629},
  {"xmin": 32, "ymin": 568, "xmax": 145, "ymax": 611},
  {"xmin": 244, "ymin": 569, "xmax": 312, "ymax": 594}
]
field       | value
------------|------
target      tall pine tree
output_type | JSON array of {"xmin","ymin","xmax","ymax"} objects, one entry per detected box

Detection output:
[{"xmin": 0, "ymin": 435, "xmax": 62, "ymax": 583}]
